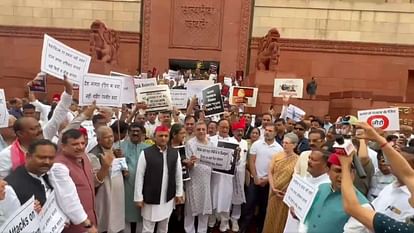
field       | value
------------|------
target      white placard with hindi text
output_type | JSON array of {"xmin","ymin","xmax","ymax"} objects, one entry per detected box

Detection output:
[
  {"xmin": 283, "ymin": 175, "xmax": 317, "ymax": 221},
  {"xmin": 170, "ymin": 89, "xmax": 188, "ymax": 109},
  {"xmin": 110, "ymin": 71, "xmax": 136, "ymax": 104},
  {"xmin": 41, "ymin": 34, "xmax": 91, "ymax": 84},
  {"xmin": 286, "ymin": 104, "xmax": 306, "ymax": 122},
  {"xmin": 0, "ymin": 89, "xmax": 9, "ymax": 128},
  {"xmin": 136, "ymin": 85, "xmax": 172, "ymax": 112},
  {"xmin": 38, "ymin": 191, "xmax": 67, "ymax": 233},
  {"xmin": 134, "ymin": 78, "xmax": 157, "ymax": 89},
  {"xmin": 79, "ymin": 73, "xmax": 123, "ymax": 107},
  {"xmin": 273, "ymin": 79, "xmax": 304, "ymax": 98},
  {"xmin": 358, "ymin": 107, "xmax": 400, "ymax": 131}
]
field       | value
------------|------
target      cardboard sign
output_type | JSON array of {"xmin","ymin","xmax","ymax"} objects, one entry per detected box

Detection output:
[
  {"xmin": 170, "ymin": 89, "xmax": 188, "ymax": 109},
  {"xmin": 186, "ymin": 80, "xmax": 214, "ymax": 100},
  {"xmin": 224, "ymin": 77, "xmax": 232, "ymax": 87},
  {"xmin": 196, "ymin": 144, "xmax": 235, "ymax": 176},
  {"xmin": 0, "ymin": 89, "xmax": 9, "ymax": 128},
  {"xmin": 29, "ymin": 73, "xmax": 47, "ymax": 93},
  {"xmin": 134, "ymin": 78, "xmax": 157, "ymax": 89},
  {"xmin": 358, "ymin": 107, "xmax": 400, "ymax": 131},
  {"xmin": 273, "ymin": 79, "xmax": 304, "ymax": 98},
  {"xmin": 286, "ymin": 104, "xmax": 306, "ymax": 122},
  {"xmin": 283, "ymin": 175, "xmax": 317, "ymax": 221},
  {"xmin": 0, "ymin": 196, "xmax": 39, "ymax": 233},
  {"xmin": 79, "ymin": 73, "xmax": 123, "ymax": 107},
  {"xmin": 202, "ymin": 84, "xmax": 224, "ymax": 117},
  {"xmin": 229, "ymin": 86, "xmax": 258, "ymax": 108},
  {"xmin": 38, "ymin": 191, "xmax": 67, "ymax": 233},
  {"xmin": 110, "ymin": 71, "xmax": 136, "ymax": 104},
  {"xmin": 41, "ymin": 34, "xmax": 91, "ymax": 84},
  {"xmin": 168, "ymin": 70, "xmax": 179, "ymax": 79},
  {"xmin": 398, "ymin": 107, "xmax": 414, "ymax": 127},
  {"xmin": 136, "ymin": 85, "xmax": 172, "ymax": 112}
]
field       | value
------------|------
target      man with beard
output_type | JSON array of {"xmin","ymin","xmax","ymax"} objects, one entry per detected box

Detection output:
[{"xmin": 294, "ymin": 129, "xmax": 326, "ymax": 177}]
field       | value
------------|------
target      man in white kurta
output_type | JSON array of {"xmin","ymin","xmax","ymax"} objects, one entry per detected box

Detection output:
[
  {"xmin": 208, "ymin": 119, "xmax": 239, "ymax": 232},
  {"xmin": 283, "ymin": 150, "xmax": 330, "ymax": 233},
  {"xmin": 134, "ymin": 126, "xmax": 183, "ymax": 233}
]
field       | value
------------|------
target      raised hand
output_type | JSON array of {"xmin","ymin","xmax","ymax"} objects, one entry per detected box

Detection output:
[{"xmin": 63, "ymin": 75, "xmax": 73, "ymax": 95}]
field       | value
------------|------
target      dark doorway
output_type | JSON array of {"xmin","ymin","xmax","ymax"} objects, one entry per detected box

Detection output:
[
  {"xmin": 407, "ymin": 70, "xmax": 414, "ymax": 102},
  {"xmin": 169, "ymin": 59, "xmax": 220, "ymax": 74}
]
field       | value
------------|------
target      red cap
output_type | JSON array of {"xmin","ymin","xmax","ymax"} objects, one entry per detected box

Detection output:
[
  {"xmin": 155, "ymin": 125, "xmax": 169, "ymax": 133},
  {"xmin": 328, "ymin": 152, "xmax": 341, "ymax": 166},
  {"xmin": 232, "ymin": 117, "xmax": 246, "ymax": 131},
  {"xmin": 52, "ymin": 94, "xmax": 61, "ymax": 102},
  {"xmin": 79, "ymin": 128, "xmax": 88, "ymax": 137}
]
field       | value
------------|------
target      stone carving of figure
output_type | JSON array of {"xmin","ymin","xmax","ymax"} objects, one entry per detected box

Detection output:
[
  {"xmin": 89, "ymin": 20, "xmax": 120, "ymax": 65},
  {"xmin": 256, "ymin": 28, "xmax": 281, "ymax": 71}
]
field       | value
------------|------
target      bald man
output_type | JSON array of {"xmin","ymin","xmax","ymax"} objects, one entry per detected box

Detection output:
[{"xmin": 88, "ymin": 126, "xmax": 125, "ymax": 233}]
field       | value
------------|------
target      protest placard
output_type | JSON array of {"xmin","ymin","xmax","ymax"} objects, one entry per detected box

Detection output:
[
  {"xmin": 38, "ymin": 191, "xmax": 67, "ymax": 233},
  {"xmin": 398, "ymin": 107, "xmax": 414, "ymax": 127},
  {"xmin": 195, "ymin": 144, "xmax": 235, "ymax": 176},
  {"xmin": 41, "ymin": 34, "xmax": 91, "ymax": 84},
  {"xmin": 110, "ymin": 71, "xmax": 136, "ymax": 104},
  {"xmin": 186, "ymin": 80, "xmax": 214, "ymax": 101},
  {"xmin": 229, "ymin": 86, "xmax": 258, "ymax": 107},
  {"xmin": 176, "ymin": 145, "xmax": 190, "ymax": 181},
  {"xmin": 134, "ymin": 78, "xmax": 157, "ymax": 89},
  {"xmin": 0, "ymin": 89, "xmax": 9, "ymax": 128},
  {"xmin": 286, "ymin": 104, "xmax": 306, "ymax": 122},
  {"xmin": 0, "ymin": 196, "xmax": 39, "ymax": 233},
  {"xmin": 202, "ymin": 84, "xmax": 224, "ymax": 117},
  {"xmin": 358, "ymin": 107, "xmax": 400, "ymax": 131},
  {"xmin": 224, "ymin": 77, "xmax": 232, "ymax": 87},
  {"xmin": 273, "ymin": 79, "xmax": 304, "ymax": 98},
  {"xmin": 168, "ymin": 70, "xmax": 179, "ymax": 79},
  {"xmin": 283, "ymin": 175, "xmax": 317, "ymax": 221},
  {"xmin": 29, "ymin": 73, "xmax": 47, "ymax": 93},
  {"xmin": 136, "ymin": 85, "xmax": 172, "ymax": 112},
  {"xmin": 170, "ymin": 89, "xmax": 188, "ymax": 109},
  {"xmin": 79, "ymin": 73, "xmax": 123, "ymax": 107}
]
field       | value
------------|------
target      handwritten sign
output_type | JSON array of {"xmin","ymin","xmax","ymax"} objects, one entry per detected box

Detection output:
[
  {"xmin": 170, "ymin": 89, "xmax": 188, "ymax": 109},
  {"xmin": 79, "ymin": 73, "xmax": 123, "ymax": 107},
  {"xmin": 38, "ymin": 191, "xmax": 67, "ymax": 233},
  {"xmin": 283, "ymin": 175, "xmax": 317, "ymax": 221},
  {"xmin": 136, "ymin": 85, "xmax": 172, "ymax": 112},
  {"xmin": 398, "ymin": 107, "xmax": 414, "ymax": 127},
  {"xmin": 202, "ymin": 84, "xmax": 224, "ymax": 117},
  {"xmin": 168, "ymin": 70, "xmax": 179, "ymax": 79},
  {"xmin": 358, "ymin": 107, "xmax": 400, "ymax": 131},
  {"xmin": 229, "ymin": 86, "xmax": 258, "ymax": 108},
  {"xmin": 110, "ymin": 71, "xmax": 136, "ymax": 104},
  {"xmin": 286, "ymin": 104, "xmax": 306, "ymax": 122},
  {"xmin": 0, "ymin": 89, "xmax": 8, "ymax": 128},
  {"xmin": 134, "ymin": 78, "xmax": 157, "ymax": 89},
  {"xmin": 41, "ymin": 34, "xmax": 91, "ymax": 84},
  {"xmin": 273, "ymin": 79, "xmax": 304, "ymax": 98},
  {"xmin": 196, "ymin": 144, "xmax": 235, "ymax": 175}
]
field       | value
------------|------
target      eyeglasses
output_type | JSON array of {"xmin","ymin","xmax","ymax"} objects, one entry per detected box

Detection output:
[{"xmin": 294, "ymin": 127, "xmax": 305, "ymax": 131}]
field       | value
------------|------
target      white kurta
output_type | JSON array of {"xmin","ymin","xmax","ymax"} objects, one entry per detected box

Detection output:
[
  {"xmin": 283, "ymin": 173, "xmax": 330, "ymax": 233},
  {"xmin": 134, "ymin": 149, "xmax": 183, "ymax": 222},
  {"xmin": 209, "ymin": 135, "xmax": 238, "ymax": 213}
]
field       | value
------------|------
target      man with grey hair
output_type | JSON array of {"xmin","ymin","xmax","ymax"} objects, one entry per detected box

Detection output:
[{"xmin": 88, "ymin": 126, "xmax": 125, "ymax": 233}]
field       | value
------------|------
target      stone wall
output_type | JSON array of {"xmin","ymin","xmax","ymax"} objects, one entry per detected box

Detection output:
[
  {"xmin": 0, "ymin": 0, "xmax": 141, "ymax": 32},
  {"xmin": 253, "ymin": 0, "xmax": 414, "ymax": 44}
]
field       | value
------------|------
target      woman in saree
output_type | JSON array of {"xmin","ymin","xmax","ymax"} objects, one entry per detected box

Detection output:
[{"xmin": 263, "ymin": 132, "xmax": 299, "ymax": 233}]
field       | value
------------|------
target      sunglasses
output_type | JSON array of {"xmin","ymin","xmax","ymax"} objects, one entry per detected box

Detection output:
[{"xmin": 294, "ymin": 127, "xmax": 305, "ymax": 131}]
